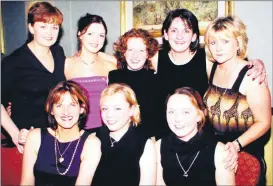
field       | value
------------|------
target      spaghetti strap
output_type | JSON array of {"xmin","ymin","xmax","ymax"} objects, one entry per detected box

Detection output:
[
  {"xmin": 208, "ymin": 62, "xmax": 218, "ymax": 85},
  {"xmin": 231, "ymin": 65, "xmax": 250, "ymax": 92}
]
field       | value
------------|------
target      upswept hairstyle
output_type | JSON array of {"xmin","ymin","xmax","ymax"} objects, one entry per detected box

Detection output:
[
  {"xmin": 113, "ymin": 28, "xmax": 159, "ymax": 70},
  {"xmin": 205, "ymin": 16, "xmax": 248, "ymax": 61},
  {"xmin": 166, "ymin": 87, "xmax": 207, "ymax": 132},
  {"xmin": 100, "ymin": 83, "xmax": 141, "ymax": 126},
  {"xmin": 77, "ymin": 13, "xmax": 108, "ymax": 37},
  {"xmin": 161, "ymin": 8, "xmax": 200, "ymax": 52},
  {"xmin": 45, "ymin": 81, "xmax": 89, "ymax": 130},
  {"xmin": 27, "ymin": 1, "xmax": 63, "ymax": 25}
]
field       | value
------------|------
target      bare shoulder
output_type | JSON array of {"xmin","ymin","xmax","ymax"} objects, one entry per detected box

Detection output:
[
  {"xmin": 85, "ymin": 134, "xmax": 101, "ymax": 146},
  {"xmin": 155, "ymin": 139, "xmax": 162, "ymax": 149},
  {"xmin": 145, "ymin": 138, "xmax": 156, "ymax": 148},
  {"xmin": 105, "ymin": 60, "xmax": 117, "ymax": 71},
  {"xmin": 27, "ymin": 128, "xmax": 41, "ymax": 139},
  {"xmin": 99, "ymin": 52, "xmax": 117, "ymax": 63}
]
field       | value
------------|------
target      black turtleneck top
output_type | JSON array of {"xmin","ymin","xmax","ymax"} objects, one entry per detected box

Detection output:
[
  {"xmin": 108, "ymin": 68, "xmax": 163, "ymax": 138},
  {"xmin": 160, "ymin": 132, "xmax": 217, "ymax": 186}
]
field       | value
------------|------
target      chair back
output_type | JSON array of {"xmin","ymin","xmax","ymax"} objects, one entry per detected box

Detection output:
[{"xmin": 235, "ymin": 151, "xmax": 262, "ymax": 185}]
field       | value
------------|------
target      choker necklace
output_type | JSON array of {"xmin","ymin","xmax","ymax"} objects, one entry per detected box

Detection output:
[
  {"xmin": 54, "ymin": 130, "xmax": 81, "ymax": 175},
  {"xmin": 176, "ymin": 151, "xmax": 200, "ymax": 177},
  {"xmin": 79, "ymin": 55, "xmax": 98, "ymax": 66},
  {"xmin": 109, "ymin": 136, "xmax": 117, "ymax": 147}
]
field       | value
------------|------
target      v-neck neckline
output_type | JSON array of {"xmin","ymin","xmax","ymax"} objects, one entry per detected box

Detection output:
[{"xmin": 25, "ymin": 44, "xmax": 56, "ymax": 74}]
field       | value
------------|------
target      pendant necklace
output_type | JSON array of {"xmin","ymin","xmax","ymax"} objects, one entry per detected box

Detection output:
[
  {"xmin": 54, "ymin": 130, "xmax": 81, "ymax": 175},
  {"xmin": 175, "ymin": 151, "xmax": 200, "ymax": 178},
  {"xmin": 109, "ymin": 136, "xmax": 117, "ymax": 147}
]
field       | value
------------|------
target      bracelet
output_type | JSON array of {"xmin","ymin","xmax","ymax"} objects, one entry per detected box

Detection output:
[{"xmin": 235, "ymin": 139, "xmax": 243, "ymax": 151}]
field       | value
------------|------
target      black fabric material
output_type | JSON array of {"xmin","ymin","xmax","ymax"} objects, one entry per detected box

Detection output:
[
  {"xmin": 92, "ymin": 125, "xmax": 148, "ymax": 186},
  {"xmin": 160, "ymin": 132, "xmax": 217, "ymax": 186},
  {"xmin": 108, "ymin": 68, "xmax": 161, "ymax": 138},
  {"xmin": 1, "ymin": 44, "xmax": 66, "ymax": 130},
  {"xmin": 155, "ymin": 48, "xmax": 209, "ymax": 139}
]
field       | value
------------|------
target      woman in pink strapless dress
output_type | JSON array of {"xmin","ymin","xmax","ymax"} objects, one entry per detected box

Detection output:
[{"xmin": 65, "ymin": 13, "xmax": 116, "ymax": 132}]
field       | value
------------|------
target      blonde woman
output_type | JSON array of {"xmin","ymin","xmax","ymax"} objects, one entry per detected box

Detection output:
[
  {"xmin": 204, "ymin": 16, "xmax": 271, "ymax": 184},
  {"xmin": 92, "ymin": 83, "xmax": 156, "ymax": 186}
]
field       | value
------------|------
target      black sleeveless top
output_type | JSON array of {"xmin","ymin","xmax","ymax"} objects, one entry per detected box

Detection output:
[
  {"xmin": 92, "ymin": 125, "xmax": 148, "ymax": 186},
  {"xmin": 34, "ymin": 128, "xmax": 89, "ymax": 186},
  {"xmin": 204, "ymin": 63, "xmax": 264, "ymax": 158},
  {"xmin": 157, "ymin": 48, "xmax": 208, "ymax": 97},
  {"xmin": 161, "ymin": 132, "xmax": 217, "ymax": 186}
]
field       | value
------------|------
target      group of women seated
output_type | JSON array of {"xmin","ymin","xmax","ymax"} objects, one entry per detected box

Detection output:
[{"xmin": 1, "ymin": 1, "xmax": 271, "ymax": 186}]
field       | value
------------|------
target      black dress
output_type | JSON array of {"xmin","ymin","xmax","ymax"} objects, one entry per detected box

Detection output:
[
  {"xmin": 34, "ymin": 129, "xmax": 90, "ymax": 186},
  {"xmin": 160, "ymin": 132, "xmax": 217, "ymax": 186},
  {"xmin": 108, "ymin": 68, "xmax": 161, "ymax": 138},
  {"xmin": 1, "ymin": 44, "xmax": 66, "ymax": 130},
  {"xmin": 92, "ymin": 125, "xmax": 148, "ymax": 186}
]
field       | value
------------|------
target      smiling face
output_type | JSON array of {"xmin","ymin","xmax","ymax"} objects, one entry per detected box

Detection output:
[
  {"xmin": 164, "ymin": 17, "xmax": 197, "ymax": 53},
  {"xmin": 51, "ymin": 92, "xmax": 84, "ymax": 130},
  {"xmin": 79, "ymin": 23, "xmax": 106, "ymax": 54},
  {"xmin": 100, "ymin": 92, "xmax": 134, "ymax": 132},
  {"xmin": 208, "ymin": 33, "xmax": 239, "ymax": 64},
  {"xmin": 125, "ymin": 37, "xmax": 148, "ymax": 71},
  {"xmin": 166, "ymin": 94, "xmax": 201, "ymax": 141},
  {"xmin": 28, "ymin": 22, "xmax": 60, "ymax": 47}
]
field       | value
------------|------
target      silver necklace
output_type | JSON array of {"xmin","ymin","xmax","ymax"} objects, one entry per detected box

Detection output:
[
  {"xmin": 54, "ymin": 131, "xmax": 81, "ymax": 175},
  {"xmin": 175, "ymin": 151, "xmax": 200, "ymax": 178},
  {"xmin": 109, "ymin": 136, "xmax": 116, "ymax": 147},
  {"xmin": 79, "ymin": 55, "xmax": 98, "ymax": 66},
  {"xmin": 56, "ymin": 139, "xmax": 73, "ymax": 163}
]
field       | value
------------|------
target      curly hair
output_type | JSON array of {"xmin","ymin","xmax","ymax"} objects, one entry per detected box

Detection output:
[{"xmin": 114, "ymin": 28, "xmax": 159, "ymax": 69}]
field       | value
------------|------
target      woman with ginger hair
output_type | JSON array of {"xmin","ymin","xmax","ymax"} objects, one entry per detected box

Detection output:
[
  {"xmin": 108, "ymin": 28, "xmax": 161, "ymax": 138},
  {"xmin": 65, "ymin": 13, "xmax": 116, "ymax": 133},
  {"xmin": 1, "ymin": 2, "xmax": 65, "ymax": 185},
  {"xmin": 92, "ymin": 83, "xmax": 156, "ymax": 186}
]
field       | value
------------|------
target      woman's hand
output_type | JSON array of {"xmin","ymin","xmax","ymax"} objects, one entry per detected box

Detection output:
[
  {"xmin": 222, "ymin": 141, "xmax": 239, "ymax": 171},
  {"xmin": 247, "ymin": 59, "xmax": 267, "ymax": 85},
  {"xmin": 18, "ymin": 127, "xmax": 34, "ymax": 147},
  {"xmin": 11, "ymin": 132, "xmax": 24, "ymax": 153}
]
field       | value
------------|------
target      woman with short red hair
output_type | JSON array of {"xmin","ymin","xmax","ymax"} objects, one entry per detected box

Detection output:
[{"xmin": 1, "ymin": 2, "xmax": 66, "ymax": 185}]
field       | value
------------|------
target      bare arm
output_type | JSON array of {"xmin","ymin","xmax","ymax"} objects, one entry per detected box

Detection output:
[
  {"xmin": 20, "ymin": 128, "xmax": 41, "ymax": 185},
  {"xmin": 76, "ymin": 134, "xmax": 102, "ymax": 185},
  {"xmin": 215, "ymin": 142, "xmax": 235, "ymax": 185},
  {"xmin": 155, "ymin": 139, "xmax": 166, "ymax": 186},
  {"xmin": 139, "ymin": 139, "xmax": 157, "ymax": 185},
  {"xmin": 237, "ymin": 76, "xmax": 271, "ymax": 148},
  {"xmin": 1, "ymin": 104, "xmax": 23, "ymax": 153}
]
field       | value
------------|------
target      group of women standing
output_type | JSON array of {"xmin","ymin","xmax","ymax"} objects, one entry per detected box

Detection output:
[{"xmin": 1, "ymin": 1, "xmax": 271, "ymax": 186}]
